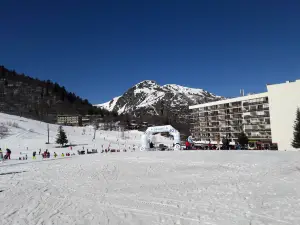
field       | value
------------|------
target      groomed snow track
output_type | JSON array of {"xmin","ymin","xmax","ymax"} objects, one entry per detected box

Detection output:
[{"xmin": 1, "ymin": 151, "xmax": 300, "ymax": 225}]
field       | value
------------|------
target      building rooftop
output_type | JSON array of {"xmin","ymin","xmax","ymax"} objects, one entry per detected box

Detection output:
[
  {"xmin": 189, "ymin": 92, "xmax": 268, "ymax": 109},
  {"xmin": 266, "ymin": 79, "xmax": 300, "ymax": 86}
]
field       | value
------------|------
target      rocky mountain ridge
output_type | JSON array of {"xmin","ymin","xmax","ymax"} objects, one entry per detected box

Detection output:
[{"xmin": 96, "ymin": 80, "xmax": 223, "ymax": 118}]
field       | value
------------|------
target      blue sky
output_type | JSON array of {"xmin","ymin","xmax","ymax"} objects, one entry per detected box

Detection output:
[{"xmin": 1, "ymin": 0, "xmax": 300, "ymax": 103}]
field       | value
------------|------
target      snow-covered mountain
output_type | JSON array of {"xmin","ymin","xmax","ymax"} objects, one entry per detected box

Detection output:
[{"xmin": 95, "ymin": 80, "xmax": 223, "ymax": 116}]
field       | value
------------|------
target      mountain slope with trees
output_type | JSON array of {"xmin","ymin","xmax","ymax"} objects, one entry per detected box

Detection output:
[{"xmin": 0, "ymin": 65, "xmax": 110, "ymax": 122}]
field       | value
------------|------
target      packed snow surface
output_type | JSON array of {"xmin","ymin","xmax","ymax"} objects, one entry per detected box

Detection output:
[{"xmin": 1, "ymin": 151, "xmax": 300, "ymax": 225}]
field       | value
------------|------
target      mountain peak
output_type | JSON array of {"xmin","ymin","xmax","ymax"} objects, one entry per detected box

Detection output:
[
  {"xmin": 135, "ymin": 80, "xmax": 158, "ymax": 88},
  {"xmin": 96, "ymin": 81, "xmax": 223, "ymax": 115}
]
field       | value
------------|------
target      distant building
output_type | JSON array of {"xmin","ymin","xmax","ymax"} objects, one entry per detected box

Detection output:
[
  {"xmin": 82, "ymin": 116, "xmax": 90, "ymax": 126},
  {"xmin": 81, "ymin": 115, "xmax": 104, "ymax": 126},
  {"xmin": 189, "ymin": 79, "xmax": 300, "ymax": 150},
  {"xmin": 128, "ymin": 120, "xmax": 139, "ymax": 130},
  {"xmin": 141, "ymin": 121, "xmax": 148, "ymax": 127},
  {"xmin": 57, "ymin": 115, "xmax": 82, "ymax": 126}
]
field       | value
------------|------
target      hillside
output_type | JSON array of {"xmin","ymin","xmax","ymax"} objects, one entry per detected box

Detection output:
[
  {"xmin": 0, "ymin": 112, "xmax": 173, "ymax": 156},
  {"xmin": 0, "ymin": 66, "xmax": 106, "ymax": 123}
]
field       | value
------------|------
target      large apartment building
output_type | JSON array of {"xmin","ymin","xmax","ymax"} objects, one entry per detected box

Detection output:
[
  {"xmin": 189, "ymin": 79, "xmax": 300, "ymax": 150},
  {"xmin": 190, "ymin": 93, "xmax": 271, "ymax": 144}
]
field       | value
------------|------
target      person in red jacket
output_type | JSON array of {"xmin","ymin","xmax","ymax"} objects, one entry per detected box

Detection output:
[
  {"xmin": 185, "ymin": 141, "xmax": 190, "ymax": 150},
  {"xmin": 208, "ymin": 142, "xmax": 212, "ymax": 150},
  {"xmin": 5, "ymin": 149, "xmax": 11, "ymax": 159}
]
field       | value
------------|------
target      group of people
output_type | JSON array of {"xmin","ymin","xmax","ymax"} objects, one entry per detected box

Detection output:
[
  {"xmin": 0, "ymin": 146, "xmax": 73, "ymax": 161},
  {"xmin": 32, "ymin": 149, "xmax": 50, "ymax": 159},
  {"xmin": 32, "ymin": 149, "xmax": 69, "ymax": 159},
  {"xmin": 0, "ymin": 148, "xmax": 11, "ymax": 161}
]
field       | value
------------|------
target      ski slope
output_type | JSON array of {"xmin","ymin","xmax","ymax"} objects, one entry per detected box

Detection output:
[
  {"xmin": 1, "ymin": 113, "xmax": 300, "ymax": 225},
  {"xmin": 0, "ymin": 113, "xmax": 172, "ymax": 160},
  {"xmin": 1, "ymin": 151, "xmax": 300, "ymax": 225}
]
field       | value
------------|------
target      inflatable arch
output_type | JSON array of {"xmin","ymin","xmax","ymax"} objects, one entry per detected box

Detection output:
[{"xmin": 140, "ymin": 125, "xmax": 181, "ymax": 151}]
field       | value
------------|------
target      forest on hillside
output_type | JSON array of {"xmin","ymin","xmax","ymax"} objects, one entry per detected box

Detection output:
[{"xmin": 0, "ymin": 66, "xmax": 111, "ymax": 122}]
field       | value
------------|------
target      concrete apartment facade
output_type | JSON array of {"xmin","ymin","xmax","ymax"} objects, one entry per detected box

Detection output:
[{"xmin": 189, "ymin": 80, "xmax": 300, "ymax": 150}]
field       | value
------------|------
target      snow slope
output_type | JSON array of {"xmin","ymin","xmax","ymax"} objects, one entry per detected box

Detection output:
[
  {"xmin": 1, "ymin": 151, "xmax": 300, "ymax": 225},
  {"xmin": 0, "ymin": 113, "xmax": 172, "ymax": 160}
]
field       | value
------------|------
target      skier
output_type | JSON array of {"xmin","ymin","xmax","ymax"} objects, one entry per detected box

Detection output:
[
  {"xmin": 185, "ymin": 140, "xmax": 190, "ymax": 150},
  {"xmin": 149, "ymin": 142, "xmax": 154, "ymax": 149},
  {"xmin": 0, "ymin": 148, "xmax": 3, "ymax": 161},
  {"xmin": 208, "ymin": 142, "xmax": 212, "ymax": 150},
  {"xmin": 39, "ymin": 149, "xmax": 41, "ymax": 155},
  {"xmin": 43, "ymin": 150, "xmax": 48, "ymax": 158},
  {"xmin": 54, "ymin": 152, "xmax": 57, "ymax": 158},
  {"xmin": 33, "ymin": 151, "xmax": 36, "ymax": 159},
  {"xmin": 47, "ymin": 151, "xmax": 50, "ymax": 158},
  {"xmin": 5, "ymin": 149, "xmax": 11, "ymax": 160},
  {"xmin": 61, "ymin": 153, "xmax": 65, "ymax": 157}
]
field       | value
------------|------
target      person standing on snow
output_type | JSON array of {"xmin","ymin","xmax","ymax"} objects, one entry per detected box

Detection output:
[
  {"xmin": 0, "ymin": 148, "xmax": 3, "ymax": 161},
  {"xmin": 6, "ymin": 149, "xmax": 11, "ymax": 160},
  {"xmin": 33, "ymin": 151, "xmax": 36, "ymax": 159},
  {"xmin": 54, "ymin": 152, "xmax": 57, "ymax": 158},
  {"xmin": 43, "ymin": 150, "xmax": 48, "ymax": 158}
]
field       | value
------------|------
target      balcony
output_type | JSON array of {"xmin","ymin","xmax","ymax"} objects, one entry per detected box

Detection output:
[
  {"xmin": 230, "ymin": 102, "xmax": 242, "ymax": 107},
  {"xmin": 243, "ymin": 108, "xmax": 269, "ymax": 113},
  {"xmin": 244, "ymin": 113, "xmax": 269, "ymax": 119},
  {"xmin": 218, "ymin": 110, "xmax": 226, "ymax": 115},
  {"xmin": 208, "ymin": 106, "xmax": 218, "ymax": 111},
  {"xmin": 208, "ymin": 111, "xmax": 219, "ymax": 116},
  {"xmin": 243, "ymin": 100, "xmax": 268, "ymax": 107},
  {"xmin": 259, "ymin": 124, "xmax": 271, "ymax": 129},
  {"xmin": 245, "ymin": 128, "xmax": 271, "ymax": 132}
]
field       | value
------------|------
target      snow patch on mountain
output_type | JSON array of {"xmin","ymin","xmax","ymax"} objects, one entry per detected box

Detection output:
[
  {"xmin": 118, "ymin": 103, "xmax": 127, "ymax": 114},
  {"xmin": 163, "ymin": 84, "xmax": 205, "ymax": 95},
  {"xmin": 95, "ymin": 96, "xmax": 121, "ymax": 111},
  {"xmin": 137, "ymin": 91, "xmax": 165, "ymax": 108}
]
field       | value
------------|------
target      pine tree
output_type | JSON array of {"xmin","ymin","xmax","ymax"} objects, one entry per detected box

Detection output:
[
  {"xmin": 292, "ymin": 108, "xmax": 300, "ymax": 148},
  {"xmin": 238, "ymin": 132, "xmax": 249, "ymax": 148},
  {"xmin": 56, "ymin": 126, "xmax": 68, "ymax": 147}
]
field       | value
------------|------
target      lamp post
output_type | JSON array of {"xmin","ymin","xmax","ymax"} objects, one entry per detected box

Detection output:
[{"xmin": 46, "ymin": 123, "xmax": 50, "ymax": 144}]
